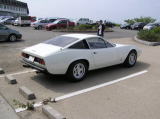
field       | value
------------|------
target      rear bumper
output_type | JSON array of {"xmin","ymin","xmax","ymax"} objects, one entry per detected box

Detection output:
[{"xmin": 21, "ymin": 59, "xmax": 47, "ymax": 73}]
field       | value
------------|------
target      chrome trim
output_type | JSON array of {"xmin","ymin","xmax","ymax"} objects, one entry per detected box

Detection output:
[{"xmin": 21, "ymin": 59, "xmax": 46, "ymax": 72}]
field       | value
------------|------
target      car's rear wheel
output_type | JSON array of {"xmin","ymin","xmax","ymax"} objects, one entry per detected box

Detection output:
[
  {"xmin": 67, "ymin": 61, "xmax": 88, "ymax": 82},
  {"xmin": 124, "ymin": 50, "xmax": 137, "ymax": 67},
  {"xmin": 9, "ymin": 34, "xmax": 17, "ymax": 42}
]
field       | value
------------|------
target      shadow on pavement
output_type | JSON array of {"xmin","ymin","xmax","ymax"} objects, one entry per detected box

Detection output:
[{"xmin": 30, "ymin": 61, "xmax": 150, "ymax": 94}]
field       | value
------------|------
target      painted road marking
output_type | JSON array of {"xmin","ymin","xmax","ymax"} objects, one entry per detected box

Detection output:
[
  {"xmin": 15, "ymin": 102, "xmax": 42, "ymax": 113},
  {"xmin": 15, "ymin": 70, "xmax": 148, "ymax": 113},
  {"xmin": 0, "ymin": 70, "xmax": 36, "ymax": 78},
  {"xmin": 54, "ymin": 70, "xmax": 148, "ymax": 102}
]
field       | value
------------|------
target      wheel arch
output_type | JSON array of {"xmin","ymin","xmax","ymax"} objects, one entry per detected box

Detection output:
[
  {"xmin": 66, "ymin": 59, "xmax": 89, "ymax": 73},
  {"xmin": 129, "ymin": 49, "xmax": 137, "ymax": 55}
]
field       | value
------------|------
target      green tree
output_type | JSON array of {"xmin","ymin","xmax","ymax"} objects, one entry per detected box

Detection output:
[
  {"xmin": 124, "ymin": 19, "xmax": 135, "ymax": 24},
  {"xmin": 125, "ymin": 17, "xmax": 156, "ymax": 24}
]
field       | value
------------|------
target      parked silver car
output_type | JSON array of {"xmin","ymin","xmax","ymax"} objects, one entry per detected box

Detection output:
[
  {"xmin": 31, "ymin": 18, "xmax": 57, "ymax": 30},
  {"xmin": 31, "ymin": 20, "xmax": 49, "ymax": 29},
  {"xmin": 4, "ymin": 18, "xmax": 16, "ymax": 25},
  {"xmin": 0, "ymin": 24, "xmax": 22, "ymax": 42},
  {"xmin": 143, "ymin": 23, "xmax": 160, "ymax": 30}
]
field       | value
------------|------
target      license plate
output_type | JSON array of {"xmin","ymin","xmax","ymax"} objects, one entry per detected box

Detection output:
[{"xmin": 29, "ymin": 56, "xmax": 35, "ymax": 62}]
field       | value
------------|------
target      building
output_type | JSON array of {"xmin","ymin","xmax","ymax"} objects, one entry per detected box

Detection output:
[{"xmin": 0, "ymin": 0, "xmax": 29, "ymax": 17}]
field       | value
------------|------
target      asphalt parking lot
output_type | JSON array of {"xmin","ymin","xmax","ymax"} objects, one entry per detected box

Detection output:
[{"xmin": 1, "ymin": 26, "xmax": 160, "ymax": 119}]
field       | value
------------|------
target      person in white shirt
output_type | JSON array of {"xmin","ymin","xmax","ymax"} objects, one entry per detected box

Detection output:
[{"xmin": 97, "ymin": 20, "xmax": 105, "ymax": 37}]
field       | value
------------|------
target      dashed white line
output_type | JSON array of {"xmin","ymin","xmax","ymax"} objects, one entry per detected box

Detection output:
[{"xmin": 54, "ymin": 70, "xmax": 148, "ymax": 102}]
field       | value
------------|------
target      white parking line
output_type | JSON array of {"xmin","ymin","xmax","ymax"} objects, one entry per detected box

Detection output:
[
  {"xmin": 0, "ymin": 70, "xmax": 36, "ymax": 78},
  {"xmin": 54, "ymin": 70, "xmax": 148, "ymax": 102},
  {"xmin": 15, "ymin": 47, "xmax": 26, "ymax": 50},
  {"xmin": 15, "ymin": 102, "xmax": 42, "ymax": 113}
]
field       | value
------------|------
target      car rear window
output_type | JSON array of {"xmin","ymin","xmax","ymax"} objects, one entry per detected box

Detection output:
[{"xmin": 44, "ymin": 36, "xmax": 78, "ymax": 47}]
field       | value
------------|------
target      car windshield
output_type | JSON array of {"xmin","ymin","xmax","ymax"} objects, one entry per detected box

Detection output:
[{"xmin": 44, "ymin": 36, "xmax": 78, "ymax": 47}]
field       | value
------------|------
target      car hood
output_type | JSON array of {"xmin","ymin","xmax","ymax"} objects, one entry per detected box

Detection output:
[
  {"xmin": 23, "ymin": 43, "xmax": 62, "ymax": 57},
  {"xmin": 9, "ymin": 28, "xmax": 20, "ymax": 34},
  {"xmin": 31, "ymin": 21, "xmax": 38, "ymax": 24},
  {"xmin": 144, "ymin": 25, "xmax": 153, "ymax": 28}
]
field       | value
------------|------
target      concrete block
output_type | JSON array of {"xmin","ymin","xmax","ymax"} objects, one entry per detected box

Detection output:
[
  {"xmin": 19, "ymin": 86, "xmax": 36, "ymax": 100},
  {"xmin": 5, "ymin": 75, "xmax": 17, "ymax": 84},
  {"xmin": 0, "ymin": 68, "xmax": 5, "ymax": 74},
  {"xmin": 42, "ymin": 105, "xmax": 66, "ymax": 119}
]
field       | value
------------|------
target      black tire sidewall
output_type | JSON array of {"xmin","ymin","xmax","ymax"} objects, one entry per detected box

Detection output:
[
  {"xmin": 124, "ymin": 51, "xmax": 137, "ymax": 67},
  {"xmin": 38, "ymin": 26, "xmax": 42, "ymax": 30},
  {"xmin": 67, "ymin": 61, "xmax": 88, "ymax": 82},
  {"xmin": 9, "ymin": 34, "xmax": 17, "ymax": 42}
]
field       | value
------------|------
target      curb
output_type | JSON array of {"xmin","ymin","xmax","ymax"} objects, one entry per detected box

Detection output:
[
  {"xmin": 5, "ymin": 75, "xmax": 17, "ymax": 84},
  {"xmin": 134, "ymin": 36, "xmax": 160, "ymax": 46},
  {"xmin": 19, "ymin": 86, "xmax": 36, "ymax": 100},
  {"xmin": 42, "ymin": 105, "xmax": 66, "ymax": 119}
]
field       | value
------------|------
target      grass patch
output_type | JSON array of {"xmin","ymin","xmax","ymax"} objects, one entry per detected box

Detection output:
[
  {"xmin": 138, "ymin": 27, "xmax": 160, "ymax": 42},
  {"xmin": 52, "ymin": 24, "xmax": 113, "ymax": 32}
]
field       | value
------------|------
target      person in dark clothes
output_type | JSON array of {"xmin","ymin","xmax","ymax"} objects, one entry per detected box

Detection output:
[{"xmin": 97, "ymin": 20, "xmax": 105, "ymax": 37}]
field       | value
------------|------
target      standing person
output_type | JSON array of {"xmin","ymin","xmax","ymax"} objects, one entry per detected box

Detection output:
[{"xmin": 97, "ymin": 20, "xmax": 105, "ymax": 37}]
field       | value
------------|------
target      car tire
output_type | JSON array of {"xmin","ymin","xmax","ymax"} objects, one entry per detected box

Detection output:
[
  {"xmin": 123, "ymin": 50, "xmax": 137, "ymax": 67},
  {"xmin": 67, "ymin": 61, "xmax": 88, "ymax": 82},
  {"xmin": 8, "ymin": 34, "xmax": 17, "ymax": 42},
  {"xmin": 38, "ymin": 25, "xmax": 43, "ymax": 30}
]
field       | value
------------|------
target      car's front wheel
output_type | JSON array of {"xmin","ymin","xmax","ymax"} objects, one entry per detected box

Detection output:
[
  {"xmin": 9, "ymin": 34, "xmax": 17, "ymax": 42},
  {"xmin": 124, "ymin": 50, "xmax": 137, "ymax": 67},
  {"xmin": 38, "ymin": 25, "xmax": 43, "ymax": 30},
  {"xmin": 67, "ymin": 61, "xmax": 88, "ymax": 82}
]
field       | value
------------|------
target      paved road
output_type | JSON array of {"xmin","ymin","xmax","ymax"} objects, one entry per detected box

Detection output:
[
  {"xmin": 105, "ymin": 27, "xmax": 137, "ymax": 39},
  {"xmin": 0, "ymin": 26, "xmax": 137, "ymax": 73},
  {"xmin": 0, "ymin": 26, "xmax": 160, "ymax": 119}
]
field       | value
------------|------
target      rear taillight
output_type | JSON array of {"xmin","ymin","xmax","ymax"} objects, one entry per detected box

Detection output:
[
  {"xmin": 22, "ymin": 52, "xmax": 29, "ymax": 58},
  {"xmin": 34, "ymin": 57, "xmax": 45, "ymax": 65},
  {"xmin": 39, "ymin": 59, "xmax": 45, "ymax": 65}
]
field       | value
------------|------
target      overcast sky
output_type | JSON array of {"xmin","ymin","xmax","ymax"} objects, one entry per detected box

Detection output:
[{"xmin": 20, "ymin": 0, "xmax": 160, "ymax": 23}]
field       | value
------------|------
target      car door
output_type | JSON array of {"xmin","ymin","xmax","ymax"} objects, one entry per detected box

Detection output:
[
  {"xmin": 40, "ymin": 20, "xmax": 48, "ymax": 27},
  {"xmin": 86, "ymin": 37, "xmax": 118, "ymax": 69},
  {"xmin": 58, "ymin": 20, "xmax": 67, "ymax": 28},
  {"xmin": 0, "ymin": 24, "xmax": 9, "ymax": 41}
]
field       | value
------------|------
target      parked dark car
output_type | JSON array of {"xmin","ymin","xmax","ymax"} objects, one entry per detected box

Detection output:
[
  {"xmin": 46, "ymin": 19, "xmax": 75, "ymax": 31},
  {"xmin": 131, "ymin": 22, "xmax": 147, "ymax": 30},
  {"xmin": 0, "ymin": 24, "xmax": 22, "ymax": 42},
  {"xmin": 120, "ymin": 24, "xmax": 132, "ymax": 29}
]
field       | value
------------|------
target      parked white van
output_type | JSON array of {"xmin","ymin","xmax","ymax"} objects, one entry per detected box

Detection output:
[{"xmin": 77, "ymin": 18, "xmax": 93, "ymax": 25}]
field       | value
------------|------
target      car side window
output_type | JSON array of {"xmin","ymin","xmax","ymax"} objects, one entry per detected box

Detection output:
[
  {"xmin": 69, "ymin": 40, "xmax": 89, "ymax": 49},
  {"xmin": 40, "ymin": 20, "xmax": 45, "ymax": 23},
  {"xmin": 59, "ymin": 20, "xmax": 67, "ymax": 24},
  {"xmin": 86, "ymin": 38, "xmax": 107, "ymax": 49},
  {"xmin": 105, "ymin": 41, "xmax": 114, "ymax": 48}
]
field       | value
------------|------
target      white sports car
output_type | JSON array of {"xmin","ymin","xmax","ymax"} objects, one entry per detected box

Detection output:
[{"xmin": 21, "ymin": 34, "xmax": 141, "ymax": 81}]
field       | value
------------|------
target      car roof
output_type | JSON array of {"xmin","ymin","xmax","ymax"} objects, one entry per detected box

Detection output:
[{"xmin": 62, "ymin": 34, "xmax": 100, "ymax": 39}]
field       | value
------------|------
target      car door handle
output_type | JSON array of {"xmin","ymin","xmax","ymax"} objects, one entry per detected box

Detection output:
[{"xmin": 93, "ymin": 52, "xmax": 97, "ymax": 54}]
